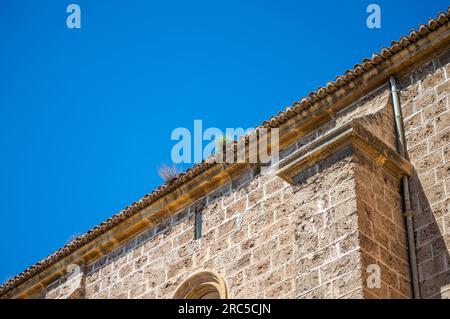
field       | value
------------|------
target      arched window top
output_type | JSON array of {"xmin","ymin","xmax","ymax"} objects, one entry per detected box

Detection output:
[{"xmin": 173, "ymin": 270, "xmax": 228, "ymax": 299}]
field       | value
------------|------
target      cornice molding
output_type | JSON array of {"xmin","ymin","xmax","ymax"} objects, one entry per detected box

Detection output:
[{"xmin": 276, "ymin": 121, "xmax": 413, "ymax": 184}]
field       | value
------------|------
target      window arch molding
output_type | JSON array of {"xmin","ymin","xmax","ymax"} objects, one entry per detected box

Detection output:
[{"xmin": 172, "ymin": 270, "xmax": 228, "ymax": 299}]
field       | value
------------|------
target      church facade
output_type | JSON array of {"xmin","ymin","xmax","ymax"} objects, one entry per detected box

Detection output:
[{"xmin": 1, "ymin": 8, "xmax": 450, "ymax": 299}]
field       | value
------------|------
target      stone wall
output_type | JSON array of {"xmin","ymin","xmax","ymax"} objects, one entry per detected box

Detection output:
[
  {"xmin": 399, "ymin": 50, "xmax": 450, "ymax": 299},
  {"xmin": 46, "ymin": 264, "xmax": 85, "ymax": 299},
  {"xmin": 75, "ymin": 151, "xmax": 359, "ymax": 299},
  {"xmin": 44, "ymin": 73, "xmax": 407, "ymax": 299},
  {"xmin": 43, "ymin": 47, "xmax": 450, "ymax": 301},
  {"xmin": 356, "ymin": 149, "xmax": 412, "ymax": 298}
]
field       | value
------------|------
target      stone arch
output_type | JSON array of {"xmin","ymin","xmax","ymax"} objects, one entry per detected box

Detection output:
[{"xmin": 172, "ymin": 270, "xmax": 228, "ymax": 299}]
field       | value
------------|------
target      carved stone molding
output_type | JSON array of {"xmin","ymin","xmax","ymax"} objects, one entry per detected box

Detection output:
[
  {"xmin": 172, "ymin": 270, "xmax": 228, "ymax": 299},
  {"xmin": 276, "ymin": 120, "xmax": 413, "ymax": 184}
]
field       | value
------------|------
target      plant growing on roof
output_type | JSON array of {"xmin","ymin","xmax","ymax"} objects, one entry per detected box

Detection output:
[{"xmin": 158, "ymin": 163, "xmax": 182, "ymax": 183}]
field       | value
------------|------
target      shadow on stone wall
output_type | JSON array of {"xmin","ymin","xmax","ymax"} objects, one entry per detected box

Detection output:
[{"xmin": 409, "ymin": 171, "xmax": 450, "ymax": 299}]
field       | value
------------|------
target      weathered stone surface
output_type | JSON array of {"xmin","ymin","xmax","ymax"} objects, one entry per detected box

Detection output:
[
  {"xmin": 401, "ymin": 50, "xmax": 450, "ymax": 299},
  {"xmin": 41, "ymin": 48, "xmax": 450, "ymax": 300}
]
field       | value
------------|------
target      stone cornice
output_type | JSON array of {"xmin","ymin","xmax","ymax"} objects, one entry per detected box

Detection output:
[
  {"xmin": 276, "ymin": 121, "xmax": 413, "ymax": 184},
  {"xmin": 274, "ymin": 22, "xmax": 450, "ymax": 154}
]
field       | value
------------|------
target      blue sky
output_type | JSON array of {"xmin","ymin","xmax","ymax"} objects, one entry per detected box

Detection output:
[{"xmin": 0, "ymin": 0, "xmax": 448, "ymax": 282}]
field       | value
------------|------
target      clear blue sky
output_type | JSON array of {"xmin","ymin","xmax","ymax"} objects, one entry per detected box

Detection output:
[{"xmin": 0, "ymin": 0, "xmax": 447, "ymax": 282}]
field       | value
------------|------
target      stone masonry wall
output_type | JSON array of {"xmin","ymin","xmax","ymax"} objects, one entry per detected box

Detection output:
[
  {"xmin": 75, "ymin": 150, "xmax": 362, "ymax": 299},
  {"xmin": 43, "ymin": 48, "xmax": 450, "ymax": 300},
  {"xmin": 399, "ymin": 49, "xmax": 450, "ymax": 299},
  {"xmin": 44, "ymin": 67, "xmax": 411, "ymax": 300},
  {"xmin": 356, "ymin": 149, "xmax": 412, "ymax": 298}
]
